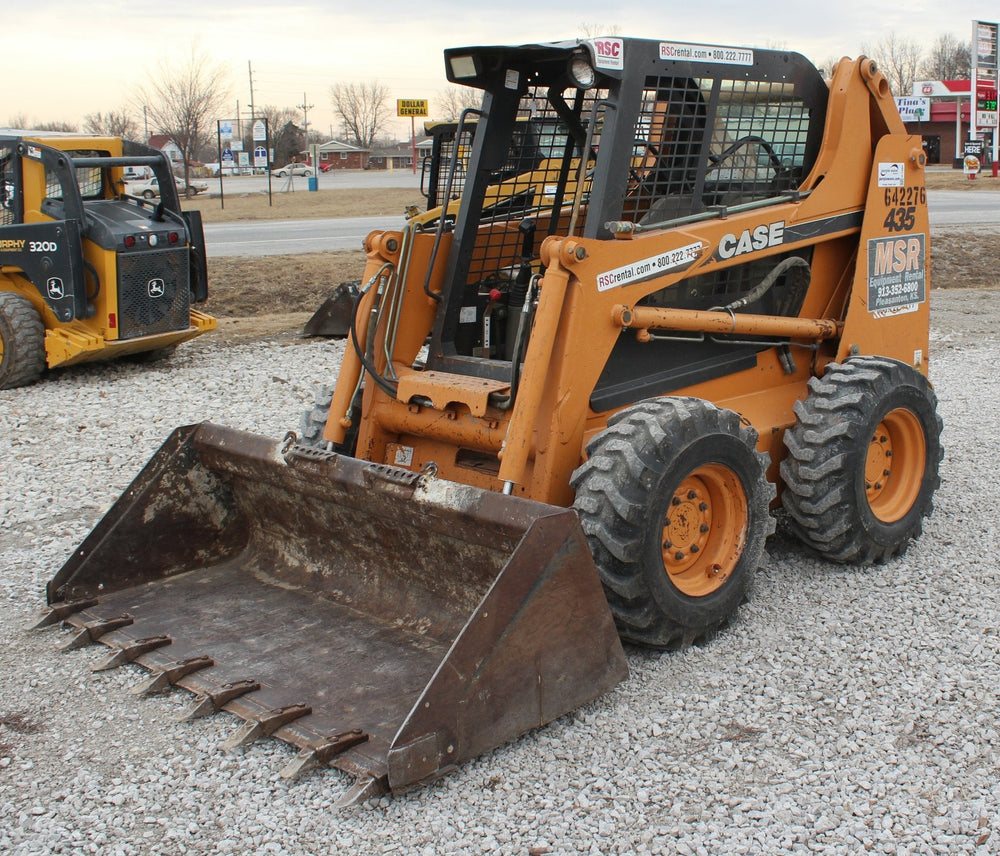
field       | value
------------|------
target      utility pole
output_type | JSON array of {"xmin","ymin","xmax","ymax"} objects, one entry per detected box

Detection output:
[
  {"xmin": 298, "ymin": 92, "xmax": 314, "ymax": 137},
  {"xmin": 248, "ymin": 61, "xmax": 256, "ymax": 121}
]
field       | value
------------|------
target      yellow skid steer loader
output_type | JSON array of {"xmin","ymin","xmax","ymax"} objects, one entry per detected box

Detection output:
[{"xmin": 0, "ymin": 130, "xmax": 214, "ymax": 387}]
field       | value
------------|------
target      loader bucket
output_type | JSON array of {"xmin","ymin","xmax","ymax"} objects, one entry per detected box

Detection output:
[
  {"xmin": 37, "ymin": 423, "xmax": 628, "ymax": 804},
  {"xmin": 302, "ymin": 281, "xmax": 360, "ymax": 337}
]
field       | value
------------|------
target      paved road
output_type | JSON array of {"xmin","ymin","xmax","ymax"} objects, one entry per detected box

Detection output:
[
  {"xmin": 210, "ymin": 169, "xmax": 422, "ymax": 195},
  {"xmin": 203, "ymin": 215, "xmax": 399, "ymax": 257},
  {"xmin": 202, "ymin": 170, "xmax": 420, "ymax": 256},
  {"xmin": 927, "ymin": 189, "xmax": 1000, "ymax": 228},
  {"xmin": 201, "ymin": 184, "xmax": 996, "ymax": 257}
]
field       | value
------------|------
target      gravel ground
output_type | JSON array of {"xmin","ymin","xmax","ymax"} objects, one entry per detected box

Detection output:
[{"xmin": 1, "ymin": 290, "xmax": 997, "ymax": 855}]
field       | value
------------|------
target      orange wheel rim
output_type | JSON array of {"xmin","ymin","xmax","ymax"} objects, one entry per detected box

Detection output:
[
  {"xmin": 661, "ymin": 463, "xmax": 748, "ymax": 597},
  {"xmin": 866, "ymin": 407, "xmax": 925, "ymax": 523}
]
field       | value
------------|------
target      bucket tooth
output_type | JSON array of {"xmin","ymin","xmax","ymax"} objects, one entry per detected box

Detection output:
[
  {"xmin": 334, "ymin": 775, "xmax": 390, "ymax": 809},
  {"xmin": 177, "ymin": 679, "xmax": 261, "ymax": 721},
  {"xmin": 279, "ymin": 729, "xmax": 370, "ymax": 780},
  {"xmin": 29, "ymin": 597, "xmax": 100, "ymax": 630},
  {"xmin": 59, "ymin": 614, "xmax": 135, "ymax": 652},
  {"xmin": 130, "ymin": 655, "xmax": 215, "ymax": 696},
  {"xmin": 41, "ymin": 423, "xmax": 629, "ymax": 794},
  {"xmin": 221, "ymin": 703, "xmax": 313, "ymax": 751},
  {"xmin": 90, "ymin": 635, "xmax": 173, "ymax": 672}
]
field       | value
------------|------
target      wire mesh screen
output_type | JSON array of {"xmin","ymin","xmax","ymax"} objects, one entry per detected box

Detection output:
[
  {"xmin": 623, "ymin": 77, "xmax": 812, "ymax": 226},
  {"xmin": 462, "ymin": 86, "xmax": 605, "ymax": 289},
  {"xmin": 0, "ymin": 147, "xmax": 15, "ymax": 226},
  {"xmin": 45, "ymin": 150, "xmax": 107, "ymax": 201},
  {"xmin": 432, "ymin": 125, "xmax": 475, "ymax": 209}
]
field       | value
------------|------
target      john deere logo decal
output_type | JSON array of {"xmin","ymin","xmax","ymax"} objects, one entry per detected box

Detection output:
[
  {"xmin": 147, "ymin": 278, "xmax": 165, "ymax": 298},
  {"xmin": 46, "ymin": 277, "xmax": 65, "ymax": 299}
]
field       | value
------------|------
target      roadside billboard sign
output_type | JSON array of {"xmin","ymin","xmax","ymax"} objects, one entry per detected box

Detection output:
[{"xmin": 397, "ymin": 99, "xmax": 429, "ymax": 117}]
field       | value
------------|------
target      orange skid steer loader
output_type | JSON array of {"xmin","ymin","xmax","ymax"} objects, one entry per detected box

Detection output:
[{"xmin": 35, "ymin": 38, "xmax": 942, "ymax": 805}]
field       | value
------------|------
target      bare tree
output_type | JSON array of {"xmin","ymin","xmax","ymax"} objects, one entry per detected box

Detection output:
[
  {"xmin": 920, "ymin": 33, "xmax": 971, "ymax": 80},
  {"xmin": 84, "ymin": 109, "xmax": 140, "ymax": 141},
  {"xmin": 34, "ymin": 120, "xmax": 80, "ymax": 132},
  {"xmin": 814, "ymin": 55, "xmax": 849, "ymax": 80},
  {"xmin": 241, "ymin": 104, "xmax": 299, "ymax": 164},
  {"xmin": 138, "ymin": 45, "xmax": 230, "ymax": 194},
  {"xmin": 578, "ymin": 23, "xmax": 622, "ymax": 37},
  {"xmin": 330, "ymin": 81, "xmax": 392, "ymax": 148},
  {"xmin": 435, "ymin": 86, "xmax": 482, "ymax": 122},
  {"xmin": 272, "ymin": 121, "xmax": 306, "ymax": 168},
  {"xmin": 5, "ymin": 114, "xmax": 78, "ymax": 132},
  {"xmin": 862, "ymin": 34, "xmax": 923, "ymax": 96}
]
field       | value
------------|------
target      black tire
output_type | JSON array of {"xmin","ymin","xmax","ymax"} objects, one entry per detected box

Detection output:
[
  {"xmin": 780, "ymin": 356, "xmax": 943, "ymax": 564},
  {"xmin": 571, "ymin": 398, "xmax": 775, "ymax": 648},
  {"xmin": 0, "ymin": 292, "xmax": 46, "ymax": 389}
]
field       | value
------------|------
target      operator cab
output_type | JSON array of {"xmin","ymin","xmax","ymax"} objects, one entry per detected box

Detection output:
[{"xmin": 419, "ymin": 39, "xmax": 828, "ymax": 389}]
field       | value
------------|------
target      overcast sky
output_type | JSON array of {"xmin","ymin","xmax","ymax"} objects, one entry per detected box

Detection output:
[{"xmin": 6, "ymin": 1, "xmax": 992, "ymax": 139}]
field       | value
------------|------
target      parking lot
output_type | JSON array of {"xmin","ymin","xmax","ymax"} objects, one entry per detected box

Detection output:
[{"xmin": 205, "ymin": 168, "xmax": 422, "ymax": 196}]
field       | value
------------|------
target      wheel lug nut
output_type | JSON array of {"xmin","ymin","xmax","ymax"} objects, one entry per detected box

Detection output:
[
  {"xmin": 674, "ymin": 551, "xmax": 685, "ymax": 561},
  {"xmin": 699, "ymin": 502, "xmax": 708, "ymax": 511},
  {"xmin": 700, "ymin": 524, "xmax": 710, "ymax": 533},
  {"xmin": 672, "ymin": 497, "xmax": 681, "ymax": 506},
  {"xmin": 687, "ymin": 490, "xmax": 697, "ymax": 500},
  {"xmin": 663, "ymin": 540, "xmax": 672, "ymax": 549},
  {"xmin": 690, "ymin": 544, "xmax": 699, "ymax": 553}
]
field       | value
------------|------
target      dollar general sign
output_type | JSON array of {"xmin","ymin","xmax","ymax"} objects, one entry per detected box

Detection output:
[{"xmin": 397, "ymin": 99, "xmax": 429, "ymax": 117}]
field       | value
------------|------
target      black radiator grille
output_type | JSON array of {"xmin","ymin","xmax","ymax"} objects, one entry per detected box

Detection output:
[{"xmin": 116, "ymin": 249, "xmax": 190, "ymax": 339}]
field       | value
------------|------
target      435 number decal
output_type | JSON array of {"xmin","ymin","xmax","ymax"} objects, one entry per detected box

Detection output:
[{"xmin": 883, "ymin": 206, "xmax": 916, "ymax": 233}]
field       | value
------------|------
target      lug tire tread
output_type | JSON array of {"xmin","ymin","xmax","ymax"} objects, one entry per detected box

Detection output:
[
  {"xmin": 0, "ymin": 292, "xmax": 45, "ymax": 389},
  {"xmin": 780, "ymin": 357, "xmax": 943, "ymax": 565},
  {"xmin": 572, "ymin": 397, "xmax": 774, "ymax": 648}
]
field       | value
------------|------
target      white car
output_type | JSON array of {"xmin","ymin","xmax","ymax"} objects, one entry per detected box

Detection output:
[
  {"xmin": 175, "ymin": 177, "xmax": 209, "ymax": 196},
  {"xmin": 272, "ymin": 163, "xmax": 313, "ymax": 177},
  {"xmin": 125, "ymin": 178, "xmax": 160, "ymax": 199},
  {"xmin": 125, "ymin": 176, "xmax": 208, "ymax": 199}
]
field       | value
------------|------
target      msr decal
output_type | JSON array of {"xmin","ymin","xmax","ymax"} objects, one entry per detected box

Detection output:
[
  {"xmin": 716, "ymin": 221, "xmax": 785, "ymax": 260},
  {"xmin": 867, "ymin": 234, "xmax": 926, "ymax": 315}
]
